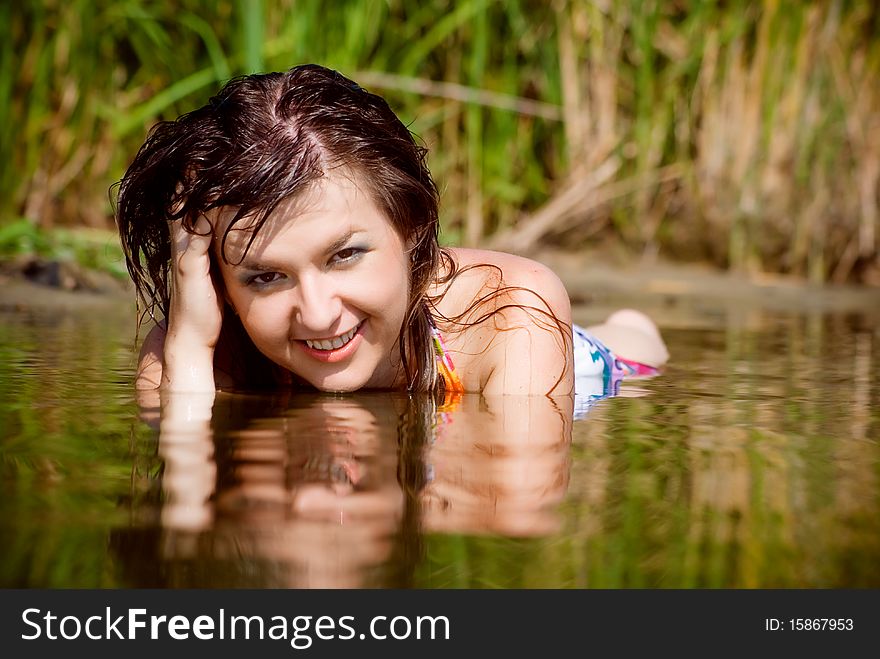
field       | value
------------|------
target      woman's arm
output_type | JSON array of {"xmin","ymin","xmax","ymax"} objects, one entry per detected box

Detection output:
[
  {"xmin": 136, "ymin": 217, "xmax": 227, "ymax": 392},
  {"xmin": 161, "ymin": 217, "xmax": 223, "ymax": 392},
  {"xmin": 136, "ymin": 321, "xmax": 235, "ymax": 392},
  {"xmin": 135, "ymin": 322, "xmax": 167, "ymax": 390}
]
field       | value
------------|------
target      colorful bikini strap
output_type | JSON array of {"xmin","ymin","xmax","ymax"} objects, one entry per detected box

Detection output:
[{"xmin": 429, "ymin": 317, "xmax": 465, "ymax": 394}]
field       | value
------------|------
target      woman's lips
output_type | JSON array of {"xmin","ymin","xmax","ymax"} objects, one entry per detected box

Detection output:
[{"xmin": 298, "ymin": 322, "xmax": 364, "ymax": 363}]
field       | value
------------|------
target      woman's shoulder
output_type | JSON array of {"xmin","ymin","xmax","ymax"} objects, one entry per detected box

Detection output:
[
  {"xmin": 434, "ymin": 247, "xmax": 572, "ymax": 322},
  {"xmin": 443, "ymin": 246, "xmax": 554, "ymax": 273},
  {"xmin": 430, "ymin": 248, "xmax": 574, "ymax": 395}
]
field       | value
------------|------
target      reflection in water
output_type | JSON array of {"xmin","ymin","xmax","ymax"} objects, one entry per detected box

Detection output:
[
  {"xmin": 562, "ymin": 311, "xmax": 880, "ymax": 588},
  {"xmin": 1, "ymin": 304, "xmax": 878, "ymax": 587},
  {"xmin": 113, "ymin": 390, "xmax": 571, "ymax": 588}
]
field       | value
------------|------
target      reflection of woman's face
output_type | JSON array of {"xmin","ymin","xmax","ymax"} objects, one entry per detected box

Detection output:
[
  {"xmin": 213, "ymin": 398, "xmax": 407, "ymax": 587},
  {"xmin": 214, "ymin": 171, "xmax": 411, "ymax": 392},
  {"xmin": 216, "ymin": 398, "xmax": 401, "ymax": 512},
  {"xmin": 283, "ymin": 400, "xmax": 400, "ymax": 515}
]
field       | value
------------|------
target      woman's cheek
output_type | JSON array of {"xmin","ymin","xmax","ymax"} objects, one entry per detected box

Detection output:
[
  {"xmin": 243, "ymin": 297, "xmax": 289, "ymax": 341},
  {"xmin": 371, "ymin": 255, "xmax": 409, "ymax": 304}
]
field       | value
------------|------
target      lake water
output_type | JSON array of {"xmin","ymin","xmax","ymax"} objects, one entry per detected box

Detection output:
[{"xmin": 1, "ymin": 285, "xmax": 878, "ymax": 588}]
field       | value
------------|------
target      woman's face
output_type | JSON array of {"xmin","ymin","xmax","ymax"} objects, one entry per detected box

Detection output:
[{"xmin": 213, "ymin": 171, "xmax": 411, "ymax": 391}]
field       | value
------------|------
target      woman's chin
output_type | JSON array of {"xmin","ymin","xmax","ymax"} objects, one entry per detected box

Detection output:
[
  {"xmin": 307, "ymin": 373, "xmax": 371, "ymax": 394},
  {"xmin": 320, "ymin": 384, "xmax": 363, "ymax": 394},
  {"xmin": 292, "ymin": 350, "xmax": 393, "ymax": 393}
]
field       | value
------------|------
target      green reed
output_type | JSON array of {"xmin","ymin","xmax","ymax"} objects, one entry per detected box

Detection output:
[{"xmin": 3, "ymin": 1, "xmax": 878, "ymax": 282}]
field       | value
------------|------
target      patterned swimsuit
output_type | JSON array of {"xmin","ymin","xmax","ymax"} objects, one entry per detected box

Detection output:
[
  {"xmin": 431, "ymin": 322, "xmax": 658, "ymax": 419},
  {"xmin": 571, "ymin": 324, "xmax": 659, "ymax": 419}
]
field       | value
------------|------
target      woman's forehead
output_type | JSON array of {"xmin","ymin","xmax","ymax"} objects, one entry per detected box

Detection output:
[
  {"xmin": 211, "ymin": 170, "xmax": 379, "ymax": 232},
  {"xmin": 209, "ymin": 172, "xmax": 395, "ymax": 259}
]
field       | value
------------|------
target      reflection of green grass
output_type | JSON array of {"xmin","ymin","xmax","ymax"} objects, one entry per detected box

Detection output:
[
  {"xmin": 2, "ymin": 310, "xmax": 877, "ymax": 588},
  {"xmin": 0, "ymin": 315, "xmax": 156, "ymax": 588},
  {"xmin": 415, "ymin": 362, "xmax": 879, "ymax": 588},
  {"xmin": 418, "ymin": 535, "xmax": 549, "ymax": 588}
]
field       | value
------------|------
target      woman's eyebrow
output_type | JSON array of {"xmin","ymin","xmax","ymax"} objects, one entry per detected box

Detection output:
[
  {"xmin": 324, "ymin": 229, "xmax": 359, "ymax": 255},
  {"xmin": 235, "ymin": 260, "xmax": 282, "ymax": 272}
]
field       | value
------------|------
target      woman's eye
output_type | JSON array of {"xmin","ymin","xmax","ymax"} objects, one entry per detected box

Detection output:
[
  {"xmin": 331, "ymin": 247, "xmax": 363, "ymax": 264},
  {"xmin": 248, "ymin": 272, "xmax": 284, "ymax": 286}
]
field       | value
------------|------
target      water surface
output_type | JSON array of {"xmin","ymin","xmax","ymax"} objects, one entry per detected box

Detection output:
[{"xmin": 1, "ymin": 287, "xmax": 877, "ymax": 588}]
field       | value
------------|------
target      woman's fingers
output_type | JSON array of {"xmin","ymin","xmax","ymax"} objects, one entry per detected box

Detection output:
[
  {"xmin": 169, "ymin": 216, "xmax": 223, "ymax": 318},
  {"xmin": 171, "ymin": 216, "xmax": 213, "ymax": 277}
]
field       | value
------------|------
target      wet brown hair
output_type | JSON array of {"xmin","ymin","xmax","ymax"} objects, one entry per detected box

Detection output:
[{"xmin": 115, "ymin": 64, "xmax": 441, "ymax": 391}]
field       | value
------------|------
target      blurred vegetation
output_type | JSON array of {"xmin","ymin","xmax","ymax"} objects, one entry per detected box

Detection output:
[
  {"xmin": 0, "ymin": 218, "xmax": 128, "ymax": 280},
  {"xmin": 2, "ymin": 0, "xmax": 879, "ymax": 283}
]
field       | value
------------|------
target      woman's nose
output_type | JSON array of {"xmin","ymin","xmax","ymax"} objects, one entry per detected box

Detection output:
[{"xmin": 294, "ymin": 273, "xmax": 341, "ymax": 332}]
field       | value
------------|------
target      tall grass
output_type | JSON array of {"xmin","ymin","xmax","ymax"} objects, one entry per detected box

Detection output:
[{"xmin": 3, "ymin": 0, "xmax": 878, "ymax": 283}]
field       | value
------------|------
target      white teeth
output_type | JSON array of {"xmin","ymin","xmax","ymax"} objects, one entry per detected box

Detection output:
[{"xmin": 305, "ymin": 324, "xmax": 359, "ymax": 351}]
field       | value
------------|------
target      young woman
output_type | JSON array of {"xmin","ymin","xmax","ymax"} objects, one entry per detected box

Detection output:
[{"xmin": 116, "ymin": 64, "xmax": 667, "ymax": 400}]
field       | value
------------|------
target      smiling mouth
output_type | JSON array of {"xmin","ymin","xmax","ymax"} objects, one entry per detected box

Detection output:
[
  {"xmin": 303, "ymin": 322, "xmax": 363, "ymax": 351},
  {"xmin": 302, "ymin": 454, "xmax": 360, "ymax": 487}
]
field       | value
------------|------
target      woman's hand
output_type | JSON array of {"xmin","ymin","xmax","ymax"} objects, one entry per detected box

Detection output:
[{"xmin": 162, "ymin": 216, "xmax": 225, "ymax": 392}]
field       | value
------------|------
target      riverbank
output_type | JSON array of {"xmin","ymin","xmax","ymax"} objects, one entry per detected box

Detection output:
[
  {"xmin": 534, "ymin": 248, "xmax": 880, "ymax": 330},
  {"xmin": 0, "ymin": 257, "xmax": 131, "ymax": 314}
]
